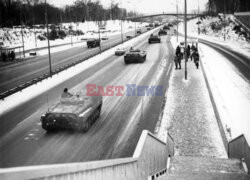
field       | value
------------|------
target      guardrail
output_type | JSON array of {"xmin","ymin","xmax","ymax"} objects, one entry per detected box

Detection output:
[
  {"xmin": 0, "ymin": 130, "xmax": 174, "ymax": 180},
  {"xmin": 0, "ymin": 27, "xmax": 157, "ymax": 100},
  {"xmin": 228, "ymin": 134, "xmax": 250, "ymax": 174}
]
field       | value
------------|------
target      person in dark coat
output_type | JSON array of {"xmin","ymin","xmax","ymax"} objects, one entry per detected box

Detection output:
[
  {"xmin": 176, "ymin": 45, "xmax": 180, "ymax": 56},
  {"xmin": 174, "ymin": 55, "xmax": 179, "ymax": 69},
  {"xmin": 61, "ymin": 88, "xmax": 73, "ymax": 98},
  {"xmin": 10, "ymin": 51, "xmax": 15, "ymax": 61},
  {"xmin": 187, "ymin": 45, "xmax": 191, "ymax": 61},
  {"xmin": 174, "ymin": 53, "xmax": 181, "ymax": 69},
  {"xmin": 194, "ymin": 51, "xmax": 199, "ymax": 69}
]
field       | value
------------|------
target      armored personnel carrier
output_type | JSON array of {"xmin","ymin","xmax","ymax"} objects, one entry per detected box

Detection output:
[
  {"xmin": 41, "ymin": 94, "xmax": 102, "ymax": 132},
  {"xmin": 148, "ymin": 34, "xmax": 161, "ymax": 43},
  {"xmin": 158, "ymin": 29, "xmax": 167, "ymax": 36},
  {"xmin": 124, "ymin": 49, "xmax": 146, "ymax": 64}
]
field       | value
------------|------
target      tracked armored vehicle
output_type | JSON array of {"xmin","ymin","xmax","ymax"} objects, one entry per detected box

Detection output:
[
  {"xmin": 41, "ymin": 94, "xmax": 102, "ymax": 132},
  {"xmin": 124, "ymin": 49, "xmax": 146, "ymax": 64},
  {"xmin": 148, "ymin": 34, "xmax": 161, "ymax": 43}
]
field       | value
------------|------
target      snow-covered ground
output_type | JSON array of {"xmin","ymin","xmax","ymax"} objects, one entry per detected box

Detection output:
[
  {"xmin": 178, "ymin": 16, "xmax": 250, "ymax": 58},
  {"xmin": 175, "ymin": 17, "xmax": 250, "ymax": 145},
  {"xmin": 0, "ymin": 20, "xmax": 148, "ymax": 52}
]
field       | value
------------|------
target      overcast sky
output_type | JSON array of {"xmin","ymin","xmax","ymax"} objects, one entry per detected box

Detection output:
[{"xmin": 49, "ymin": 0, "xmax": 208, "ymax": 14}]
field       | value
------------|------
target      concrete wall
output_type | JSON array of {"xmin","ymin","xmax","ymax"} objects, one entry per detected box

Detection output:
[
  {"xmin": 228, "ymin": 134, "xmax": 250, "ymax": 174},
  {"xmin": 0, "ymin": 130, "xmax": 174, "ymax": 180},
  {"xmin": 133, "ymin": 131, "xmax": 174, "ymax": 179}
]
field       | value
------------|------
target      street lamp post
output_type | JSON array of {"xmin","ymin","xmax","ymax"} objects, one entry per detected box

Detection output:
[
  {"xmin": 119, "ymin": 1, "xmax": 124, "ymax": 43},
  {"xmin": 45, "ymin": 0, "xmax": 52, "ymax": 76},
  {"xmin": 98, "ymin": 22, "xmax": 101, "ymax": 53},
  {"xmin": 184, "ymin": 0, "xmax": 187, "ymax": 80},
  {"xmin": 121, "ymin": 19, "xmax": 123, "ymax": 43},
  {"xmin": 176, "ymin": 0, "xmax": 178, "ymax": 42}
]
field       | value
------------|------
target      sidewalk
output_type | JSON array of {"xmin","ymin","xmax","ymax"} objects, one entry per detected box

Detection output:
[{"xmin": 157, "ymin": 52, "xmax": 227, "ymax": 158}]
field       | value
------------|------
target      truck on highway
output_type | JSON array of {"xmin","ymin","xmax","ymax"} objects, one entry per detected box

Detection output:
[{"xmin": 41, "ymin": 94, "xmax": 102, "ymax": 132}]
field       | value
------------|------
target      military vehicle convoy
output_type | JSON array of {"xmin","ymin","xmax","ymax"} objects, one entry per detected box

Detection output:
[
  {"xmin": 124, "ymin": 49, "xmax": 147, "ymax": 64},
  {"xmin": 158, "ymin": 29, "xmax": 167, "ymax": 36},
  {"xmin": 87, "ymin": 38, "xmax": 100, "ymax": 48},
  {"xmin": 41, "ymin": 94, "xmax": 102, "ymax": 132},
  {"xmin": 148, "ymin": 34, "xmax": 161, "ymax": 43}
]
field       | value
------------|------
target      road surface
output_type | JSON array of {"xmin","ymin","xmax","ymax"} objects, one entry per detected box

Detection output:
[
  {"xmin": 0, "ymin": 34, "xmax": 174, "ymax": 168},
  {"xmin": 0, "ymin": 29, "xmax": 140, "ymax": 94}
]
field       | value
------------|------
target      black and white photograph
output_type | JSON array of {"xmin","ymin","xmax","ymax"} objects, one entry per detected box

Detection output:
[{"xmin": 0, "ymin": 0, "xmax": 249, "ymax": 179}]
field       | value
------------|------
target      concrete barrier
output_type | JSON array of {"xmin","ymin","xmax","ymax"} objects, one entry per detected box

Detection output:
[
  {"xmin": 228, "ymin": 135, "xmax": 250, "ymax": 174},
  {"xmin": 0, "ymin": 130, "xmax": 174, "ymax": 180}
]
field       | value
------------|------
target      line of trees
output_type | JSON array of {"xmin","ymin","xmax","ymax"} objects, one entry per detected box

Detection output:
[
  {"xmin": 0, "ymin": 0, "xmax": 138, "ymax": 27},
  {"xmin": 206, "ymin": 0, "xmax": 250, "ymax": 14}
]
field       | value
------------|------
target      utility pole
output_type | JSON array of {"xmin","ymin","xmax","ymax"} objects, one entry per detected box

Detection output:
[
  {"xmin": 69, "ymin": 7, "xmax": 73, "ymax": 46},
  {"xmin": 121, "ymin": 19, "xmax": 123, "ymax": 43},
  {"xmin": 120, "ymin": 1, "xmax": 123, "ymax": 44},
  {"xmin": 176, "ymin": 0, "xmax": 178, "ymax": 42},
  {"xmin": 98, "ymin": 22, "xmax": 101, "ymax": 53},
  {"xmin": 21, "ymin": 22, "xmax": 25, "ymax": 58},
  {"xmin": 223, "ymin": 0, "xmax": 226, "ymax": 41},
  {"xmin": 33, "ymin": 15, "xmax": 37, "ymax": 52},
  {"xmin": 19, "ymin": 5, "xmax": 25, "ymax": 58},
  {"xmin": 198, "ymin": 0, "xmax": 200, "ymax": 35},
  {"xmin": 110, "ymin": 0, "xmax": 113, "ymax": 20},
  {"xmin": 45, "ymin": 0, "xmax": 52, "ymax": 76},
  {"xmin": 184, "ymin": 0, "xmax": 187, "ymax": 80}
]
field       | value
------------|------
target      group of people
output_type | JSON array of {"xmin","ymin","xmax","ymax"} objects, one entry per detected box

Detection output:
[
  {"xmin": 1, "ymin": 51, "xmax": 15, "ymax": 61},
  {"xmin": 174, "ymin": 43, "xmax": 200, "ymax": 69}
]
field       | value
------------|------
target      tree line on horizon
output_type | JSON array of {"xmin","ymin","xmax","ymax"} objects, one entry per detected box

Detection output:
[
  {"xmin": 206, "ymin": 0, "xmax": 250, "ymax": 14},
  {"xmin": 0, "ymin": 0, "xmax": 139, "ymax": 27}
]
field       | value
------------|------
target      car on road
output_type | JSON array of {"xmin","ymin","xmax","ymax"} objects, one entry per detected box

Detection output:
[
  {"xmin": 136, "ymin": 29, "xmax": 142, "ymax": 34},
  {"xmin": 163, "ymin": 25, "xmax": 170, "ymax": 31},
  {"xmin": 124, "ymin": 48, "xmax": 146, "ymax": 64},
  {"xmin": 101, "ymin": 36, "xmax": 109, "ymax": 40},
  {"xmin": 115, "ymin": 47, "xmax": 128, "ymax": 56},
  {"xmin": 148, "ymin": 34, "xmax": 161, "ymax": 43},
  {"xmin": 126, "ymin": 35, "xmax": 133, "ymax": 39},
  {"xmin": 87, "ymin": 38, "xmax": 100, "ymax": 48},
  {"xmin": 158, "ymin": 29, "xmax": 167, "ymax": 36},
  {"xmin": 41, "ymin": 94, "xmax": 102, "ymax": 132}
]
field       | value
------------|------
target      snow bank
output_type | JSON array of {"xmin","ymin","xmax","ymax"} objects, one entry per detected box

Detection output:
[{"xmin": 0, "ymin": 20, "xmax": 147, "ymax": 52}]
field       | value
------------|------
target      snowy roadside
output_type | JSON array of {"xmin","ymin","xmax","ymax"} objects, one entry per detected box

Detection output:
[
  {"xmin": 0, "ymin": 26, "xmax": 161, "ymax": 116},
  {"xmin": 199, "ymin": 44, "xmax": 250, "ymax": 145},
  {"xmin": 175, "ymin": 18, "xmax": 250, "ymax": 145},
  {"xmin": 178, "ymin": 17, "xmax": 250, "ymax": 60},
  {"xmin": 1, "ymin": 20, "xmax": 145, "ymax": 51}
]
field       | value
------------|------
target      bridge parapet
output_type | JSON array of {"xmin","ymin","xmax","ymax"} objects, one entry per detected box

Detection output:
[{"xmin": 0, "ymin": 130, "xmax": 174, "ymax": 180}]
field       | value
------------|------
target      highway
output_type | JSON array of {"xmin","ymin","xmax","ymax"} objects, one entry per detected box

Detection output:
[
  {"xmin": 0, "ymin": 29, "xmax": 138, "ymax": 94},
  {"xmin": 0, "ymin": 33, "xmax": 174, "ymax": 167}
]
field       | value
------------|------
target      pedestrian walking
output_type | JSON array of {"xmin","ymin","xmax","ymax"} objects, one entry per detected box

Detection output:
[
  {"xmin": 194, "ymin": 51, "xmax": 199, "ymax": 69},
  {"xmin": 176, "ymin": 45, "xmax": 180, "ymax": 56},
  {"xmin": 187, "ymin": 45, "xmax": 191, "ymax": 61}
]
